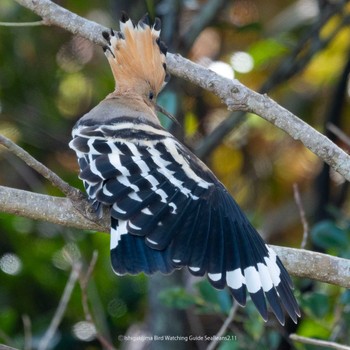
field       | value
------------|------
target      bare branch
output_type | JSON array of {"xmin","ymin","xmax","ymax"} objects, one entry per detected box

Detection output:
[
  {"xmin": 167, "ymin": 53, "xmax": 350, "ymax": 182},
  {"xmin": 38, "ymin": 262, "xmax": 82, "ymax": 350},
  {"xmin": 0, "ymin": 185, "xmax": 108, "ymax": 232},
  {"xmin": 327, "ymin": 122, "xmax": 350, "ymax": 147},
  {"xmin": 293, "ymin": 183, "xmax": 309, "ymax": 249},
  {"xmin": 181, "ymin": 0, "xmax": 227, "ymax": 50},
  {"xmin": 290, "ymin": 334, "xmax": 350, "ymax": 350},
  {"xmin": 195, "ymin": 112, "xmax": 245, "ymax": 159},
  {"xmin": 13, "ymin": 0, "xmax": 350, "ymax": 182},
  {"xmin": 207, "ymin": 302, "xmax": 238, "ymax": 350},
  {"xmin": 0, "ymin": 331, "xmax": 15, "ymax": 350},
  {"xmin": 271, "ymin": 245, "xmax": 350, "ymax": 289},
  {"xmin": 262, "ymin": 1, "xmax": 348, "ymax": 91},
  {"xmin": 0, "ymin": 20, "xmax": 45, "ymax": 26},
  {"xmin": 0, "ymin": 135, "xmax": 79, "ymax": 200},
  {"xmin": 22, "ymin": 315, "xmax": 32, "ymax": 350},
  {"xmin": 0, "ymin": 345, "xmax": 20, "ymax": 350},
  {"xmin": 79, "ymin": 252, "xmax": 116, "ymax": 350},
  {"xmin": 13, "ymin": 0, "xmax": 106, "ymax": 45}
]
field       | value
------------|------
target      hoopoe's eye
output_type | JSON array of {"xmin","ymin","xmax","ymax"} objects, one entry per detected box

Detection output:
[{"xmin": 148, "ymin": 91, "xmax": 154, "ymax": 100}]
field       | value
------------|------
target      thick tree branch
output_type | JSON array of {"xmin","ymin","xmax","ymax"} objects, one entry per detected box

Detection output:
[
  {"xmin": 1, "ymin": 184, "xmax": 350, "ymax": 289},
  {"xmin": 0, "ymin": 185, "xmax": 108, "ymax": 232},
  {"xmin": 13, "ymin": 0, "xmax": 350, "ymax": 183},
  {"xmin": 271, "ymin": 246, "xmax": 350, "ymax": 289}
]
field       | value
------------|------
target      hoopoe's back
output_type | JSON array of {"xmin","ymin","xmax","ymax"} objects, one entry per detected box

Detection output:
[{"xmin": 69, "ymin": 13, "xmax": 300, "ymax": 326}]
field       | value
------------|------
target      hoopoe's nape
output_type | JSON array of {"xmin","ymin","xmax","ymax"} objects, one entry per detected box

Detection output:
[{"xmin": 102, "ymin": 12, "xmax": 169, "ymax": 100}]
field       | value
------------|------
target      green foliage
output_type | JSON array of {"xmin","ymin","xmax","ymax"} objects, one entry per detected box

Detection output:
[
  {"xmin": 248, "ymin": 38, "xmax": 289, "ymax": 68},
  {"xmin": 301, "ymin": 292, "xmax": 330, "ymax": 319},
  {"xmin": 311, "ymin": 220, "xmax": 350, "ymax": 255},
  {"xmin": 158, "ymin": 287, "xmax": 197, "ymax": 309}
]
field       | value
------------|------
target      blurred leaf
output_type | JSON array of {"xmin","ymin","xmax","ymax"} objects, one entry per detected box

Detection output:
[
  {"xmin": 311, "ymin": 220, "xmax": 348, "ymax": 251},
  {"xmin": 301, "ymin": 292, "xmax": 330, "ymax": 319},
  {"xmin": 184, "ymin": 111, "xmax": 199, "ymax": 136},
  {"xmin": 243, "ymin": 302, "xmax": 264, "ymax": 340},
  {"xmin": 0, "ymin": 307, "xmax": 17, "ymax": 333},
  {"xmin": 297, "ymin": 318, "xmax": 330, "ymax": 339},
  {"xmin": 267, "ymin": 331, "xmax": 281, "ymax": 349},
  {"xmin": 157, "ymin": 91, "xmax": 178, "ymax": 130},
  {"xmin": 340, "ymin": 289, "xmax": 350, "ymax": 305},
  {"xmin": 248, "ymin": 38, "xmax": 288, "ymax": 68},
  {"xmin": 218, "ymin": 335, "xmax": 239, "ymax": 350},
  {"xmin": 197, "ymin": 280, "xmax": 232, "ymax": 314},
  {"xmin": 217, "ymin": 290, "xmax": 233, "ymax": 314},
  {"xmin": 158, "ymin": 287, "xmax": 197, "ymax": 309}
]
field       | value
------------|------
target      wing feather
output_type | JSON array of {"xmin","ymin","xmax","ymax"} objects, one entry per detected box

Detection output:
[{"xmin": 70, "ymin": 121, "xmax": 300, "ymax": 324}]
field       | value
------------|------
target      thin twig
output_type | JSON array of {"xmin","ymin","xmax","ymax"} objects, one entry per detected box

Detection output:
[
  {"xmin": 0, "ymin": 331, "xmax": 14, "ymax": 349},
  {"xmin": 22, "ymin": 315, "xmax": 32, "ymax": 350},
  {"xmin": 206, "ymin": 302, "xmax": 238, "ymax": 350},
  {"xmin": 0, "ymin": 345, "xmax": 20, "ymax": 350},
  {"xmin": 38, "ymin": 262, "xmax": 82, "ymax": 350},
  {"xmin": 182, "ymin": 0, "xmax": 227, "ymax": 50},
  {"xmin": 262, "ymin": 1, "xmax": 346, "ymax": 92},
  {"xmin": 0, "ymin": 135, "xmax": 105, "ymax": 225},
  {"xmin": 290, "ymin": 334, "xmax": 350, "ymax": 350},
  {"xmin": 79, "ymin": 252, "xmax": 116, "ymax": 350},
  {"xmin": 293, "ymin": 183, "xmax": 309, "ymax": 249},
  {"xmin": 80, "ymin": 251, "xmax": 99, "ymax": 324},
  {"xmin": 330, "ymin": 302, "xmax": 346, "ymax": 342},
  {"xmin": 0, "ymin": 135, "xmax": 79, "ymax": 199},
  {"xmin": 195, "ymin": 111, "xmax": 245, "ymax": 159},
  {"xmin": 0, "ymin": 21, "xmax": 45, "ymax": 26},
  {"xmin": 327, "ymin": 123, "xmax": 350, "ymax": 148}
]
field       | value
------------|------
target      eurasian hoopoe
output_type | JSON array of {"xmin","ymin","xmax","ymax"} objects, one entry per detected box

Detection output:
[{"xmin": 69, "ymin": 12, "xmax": 300, "ymax": 325}]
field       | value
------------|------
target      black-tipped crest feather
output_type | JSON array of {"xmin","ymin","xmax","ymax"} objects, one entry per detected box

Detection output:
[
  {"xmin": 120, "ymin": 11, "xmax": 129, "ymax": 23},
  {"xmin": 153, "ymin": 17, "xmax": 161, "ymax": 31},
  {"xmin": 102, "ymin": 12, "xmax": 168, "ymax": 97},
  {"xmin": 139, "ymin": 13, "xmax": 150, "ymax": 27}
]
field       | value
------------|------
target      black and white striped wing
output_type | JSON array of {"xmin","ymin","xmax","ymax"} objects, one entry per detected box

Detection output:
[{"xmin": 69, "ymin": 118, "xmax": 300, "ymax": 325}]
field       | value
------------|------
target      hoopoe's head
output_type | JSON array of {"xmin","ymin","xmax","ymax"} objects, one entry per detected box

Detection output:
[{"xmin": 102, "ymin": 13, "xmax": 169, "ymax": 106}]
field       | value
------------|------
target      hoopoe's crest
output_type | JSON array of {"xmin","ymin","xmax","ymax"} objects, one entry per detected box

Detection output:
[
  {"xmin": 70, "ymin": 13, "xmax": 300, "ymax": 326},
  {"xmin": 102, "ymin": 12, "xmax": 168, "ymax": 100}
]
